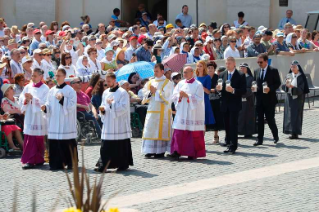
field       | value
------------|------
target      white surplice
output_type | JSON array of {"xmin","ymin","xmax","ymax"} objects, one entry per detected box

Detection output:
[
  {"xmin": 19, "ymin": 83, "xmax": 49, "ymax": 136},
  {"xmin": 44, "ymin": 84, "xmax": 77, "ymax": 140},
  {"xmin": 141, "ymin": 75, "xmax": 174, "ymax": 154},
  {"xmin": 100, "ymin": 86, "xmax": 131, "ymax": 140},
  {"xmin": 172, "ymin": 79, "xmax": 205, "ymax": 131}
]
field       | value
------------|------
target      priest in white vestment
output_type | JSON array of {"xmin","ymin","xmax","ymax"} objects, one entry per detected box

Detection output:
[
  {"xmin": 20, "ymin": 68, "xmax": 49, "ymax": 169},
  {"xmin": 141, "ymin": 63, "xmax": 174, "ymax": 158},
  {"xmin": 170, "ymin": 66, "xmax": 206, "ymax": 160},
  {"xmin": 41, "ymin": 68, "xmax": 78, "ymax": 170},
  {"xmin": 94, "ymin": 72, "xmax": 133, "ymax": 172}
]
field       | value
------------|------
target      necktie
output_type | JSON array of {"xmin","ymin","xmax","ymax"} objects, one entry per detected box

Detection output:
[
  {"xmin": 228, "ymin": 73, "xmax": 232, "ymax": 80},
  {"xmin": 260, "ymin": 69, "xmax": 265, "ymax": 81},
  {"xmin": 286, "ymin": 18, "xmax": 289, "ymax": 23}
]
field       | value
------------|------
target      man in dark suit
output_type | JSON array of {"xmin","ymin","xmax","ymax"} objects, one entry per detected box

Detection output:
[
  {"xmin": 217, "ymin": 57, "xmax": 246, "ymax": 154},
  {"xmin": 253, "ymin": 53, "xmax": 281, "ymax": 146}
]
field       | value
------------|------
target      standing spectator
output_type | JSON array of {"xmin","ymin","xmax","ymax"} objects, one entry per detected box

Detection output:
[
  {"xmin": 252, "ymin": 53, "xmax": 281, "ymax": 146},
  {"xmin": 140, "ymin": 13, "xmax": 151, "ymax": 29},
  {"xmin": 224, "ymin": 36, "xmax": 240, "ymax": 59},
  {"xmin": 195, "ymin": 61, "xmax": 215, "ymax": 128},
  {"xmin": 41, "ymin": 48, "xmax": 55, "ymax": 80},
  {"xmin": 238, "ymin": 63, "xmax": 256, "ymax": 137},
  {"xmin": 207, "ymin": 62, "xmax": 223, "ymax": 144},
  {"xmin": 233, "ymin": 11, "xmax": 248, "ymax": 28},
  {"xmin": 153, "ymin": 13, "xmax": 167, "ymax": 27},
  {"xmin": 278, "ymin": 10, "xmax": 297, "ymax": 30},
  {"xmin": 135, "ymin": 4, "xmax": 152, "ymax": 20},
  {"xmin": 216, "ymin": 57, "xmax": 246, "ymax": 154},
  {"xmin": 175, "ymin": 5, "xmax": 193, "ymax": 28},
  {"xmin": 246, "ymin": 34, "xmax": 266, "ymax": 57},
  {"xmin": 136, "ymin": 39, "xmax": 153, "ymax": 62},
  {"xmin": 10, "ymin": 49, "xmax": 23, "ymax": 76}
]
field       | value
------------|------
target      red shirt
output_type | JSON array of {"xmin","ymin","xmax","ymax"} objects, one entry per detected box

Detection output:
[
  {"xmin": 77, "ymin": 91, "xmax": 90, "ymax": 112},
  {"xmin": 203, "ymin": 45, "xmax": 215, "ymax": 60},
  {"xmin": 85, "ymin": 86, "xmax": 93, "ymax": 99}
]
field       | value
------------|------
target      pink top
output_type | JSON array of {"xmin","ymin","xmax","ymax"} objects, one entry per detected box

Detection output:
[{"xmin": 76, "ymin": 91, "xmax": 90, "ymax": 112}]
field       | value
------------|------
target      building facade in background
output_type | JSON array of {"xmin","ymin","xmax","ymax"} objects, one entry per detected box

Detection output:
[{"xmin": 0, "ymin": 0, "xmax": 318, "ymax": 29}]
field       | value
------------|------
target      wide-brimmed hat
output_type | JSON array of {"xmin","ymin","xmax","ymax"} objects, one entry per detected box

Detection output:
[
  {"xmin": 22, "ymin": 56, "xmax": 33, "ymax": 65},
  {"xmin": 0, "ymin": 61, "xmax": 7, "ymax": 69},
  {"xmin": 1, "ymin": 84, "xmax": 14, "ymax": 95}
]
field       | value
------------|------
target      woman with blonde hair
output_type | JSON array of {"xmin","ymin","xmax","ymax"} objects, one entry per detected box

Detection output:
[
  {"xmin": 115, "ymin": 49, "xmax": 129, "ymax": 68},
  {"xmin": 195, "ymin": 60, "xmax": 215, "ymax": 128},
  {"xmin": 11, "ymin": 25, "xmax": 21, "ymax": 43}
]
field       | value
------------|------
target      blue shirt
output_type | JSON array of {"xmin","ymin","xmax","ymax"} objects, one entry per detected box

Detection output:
[
  {"xmin": 111, "ymin": 14, "xmax": 121, "ymax": 27},
  {"xmin": 176, "ymin": 13, "xmax": 193, "ymax": 28},
  {"xmin": 278, "ymin": 17, "xmax": 297, "ymax": 30},
  {"xmin": 136, "ymin": 46, "xmax": 151, "ymax": 62},
  {"xmin": 29, "ymin": 39, "xmax": 40, "ymax": 54},
  {"xmin": 274, "ymin": 41, "xmax": 290, "ymax": 53}
]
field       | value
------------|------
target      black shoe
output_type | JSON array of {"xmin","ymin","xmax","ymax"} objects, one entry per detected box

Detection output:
[
  {"xmin": 244, "ymin": 135, "xmax": 253, "ymax": 138},
  {"xmin": 167, "ymin": 152, "xmax": 180, "ymax": 160},
  {"xmin": 154, "ymin": 153, "xmax": 165, "ymax": 158},
  {"xmin": 223, "ymin": 148, "xmax": 231, "ymax": 153},
  {"xmin": 220, "ymin": 143, "xmax": 230, "ymax": 147},
  {"xmin": 94, "ymin": 167, "xmax": 104, "ymax": 173},
  {"xmin": 144, "ymin": 154, "xmax": 154, "ymax": 158},
  {"xmin": 22, "ymin": 163, "xmax": 35, "ymax": 169},
  {"xmin": 274, "ymin": 137, "xmax": 279, "ymax": 144},
  {"xmin": 187, "ymin": 156, "xmax": 195, "ymax": 160},
  {"xmin": 253, "ymin": 141, "xmax": 263, "ymax": 146},
  {"xmin": 289, "ymin": 135, "xmax": 298, "ymax": 139},
  {"xmin": 117, "ymin": 166, "xmax": 129, "ymax": 171},
  {"xmin": 36, "ymin": 162, "xmax": 44, "ymax": 166}
]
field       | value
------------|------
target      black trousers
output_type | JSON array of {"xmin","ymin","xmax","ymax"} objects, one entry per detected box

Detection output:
[
  {"xmin": 49, "ymin": 139, "xmax": 78, "ymax": 170},
  {"xmin": 256, "ymin": 104, "xmax": 278, "ymax": 142},
  {"xmin": 223, "ymin": 109, "xmax": 239, "ymax": 151}
]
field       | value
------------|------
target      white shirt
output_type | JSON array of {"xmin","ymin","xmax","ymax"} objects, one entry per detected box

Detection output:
[
  {"xmin": 97, "ymin": 48, "xmax": 105, "ymax": 61},
  {"xmin": 234, "ymin": 20, "xmax": 248, "ymax": 28},
  {"xmin": 153, "ymin": 20, "xmax": 167, "ymax": 27},
  {"xmin": 19, "ymin": 83, "xmax": 49, "ymax": 136},
  {"xmin": 58, "ymin": 65, "xmax": 76, "ymax": 78},
  {"xmin": 100, "ymin": 87, "xmax": 131, "ymax": 140},
  {"xmin": 10, "ymin": 60, "xmax": 23, "ymax": 76},
  {"xmin": 223, "ymin": 46, "xmax": 240, "ymax": 59},
  {"xmin": 45, "ymin": 84, "xmax": 77, "ymax": 140},
  {"xmin": 125, "ymin": 45, "xmax": 138, "ymax": 61}
]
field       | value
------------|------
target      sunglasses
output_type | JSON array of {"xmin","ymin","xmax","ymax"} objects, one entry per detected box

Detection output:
[
  {"xmin": 39, "ymin": 47, "xmax": 46, "ymax": 49},
  {"xmin": 55, "ymin": 51, "xmax": 61, "ymax": 54},
  {"xmin": 65, "ymin": 56, "xmax": 72, "ymax": 60},
  {"xmin": 90, "ymin": 39, "xmax": 96, "ymax": 41},
  {"xmin": 103, "ymin": 84, "xmax": 108, "ymax": 87},
  {"xmin": 159, "ymin": 23, "xmax": 164, "ymax": 25},
  {"xmin": 73, "ymin": 81, "xmax": 82, "ymax": 84},
  {"xmin": 230, "ymin": 40, "xmax": 236, "ymax": 43},
  {"xmin": 45, "ymin": 54, "xmax": 52, "ymax": 56},
  {"xmin": 20, "ymin": 51, "xmax": 26, "ymax": 54},
  {"xmin": 39, "ymin": 54, "xmax": 44, "ymax": 56},
  {"xmin": 26, "ymin": 61, "xmax": 33, "ymax": 63}
]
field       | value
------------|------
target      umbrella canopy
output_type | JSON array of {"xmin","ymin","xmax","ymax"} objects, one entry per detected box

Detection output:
[
  {"xmin": 162, "ymin": 53, "xmax": 187, "ymax": 72},
  {"xmin": 115, "ymin": 61, "xmax": 155, "ymax": 81}
]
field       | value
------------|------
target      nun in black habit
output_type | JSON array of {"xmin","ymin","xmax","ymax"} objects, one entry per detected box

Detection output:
[
  {"xmin": 282, "ymin": 60, "xmax": 309, "ymax": 139},
  {"xmin": 238, "ymin": 63, "xmax": 256, "ymax": 137}
]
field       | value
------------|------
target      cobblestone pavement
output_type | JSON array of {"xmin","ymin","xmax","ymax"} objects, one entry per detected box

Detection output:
[{"xmin": 1, "ymin": 101, "xmax": 319, "ymax": 212}]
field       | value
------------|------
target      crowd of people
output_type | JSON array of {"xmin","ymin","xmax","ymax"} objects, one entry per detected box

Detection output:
[{"xmin": 0, "ymin": 5, "xmax": 314, "ymax": 171}]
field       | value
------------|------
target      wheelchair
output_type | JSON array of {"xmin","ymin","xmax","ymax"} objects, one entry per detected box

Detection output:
[
  {"xmin": 130, "ymin": 104, "xmax": 143, "ymax": 138},
  {"xmin": 76, "ymin": 111, "xmax": 100, "ymax": 144}
]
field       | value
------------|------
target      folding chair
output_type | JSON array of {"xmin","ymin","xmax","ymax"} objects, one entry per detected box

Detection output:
[{"xmin": 305, "ymin": 74, "xmax": 319, "ymax": 107}]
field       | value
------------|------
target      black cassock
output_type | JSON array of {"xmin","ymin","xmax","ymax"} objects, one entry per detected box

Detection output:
[
  {"xmin": 282, "ymin": 72, "xmax": 309, "ymax": 135},
  {"xmin": 238, "ymin": 74, "xmax": 256, "ymax": 136}
]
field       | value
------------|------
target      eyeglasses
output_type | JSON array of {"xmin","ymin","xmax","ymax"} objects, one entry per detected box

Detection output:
[
  {"xmin": 26, "ymin": 61, "xmax": 33, "ymax": 63},
  {"xmin": 230, "ymin": 40, "xmax": 236, "ymax": 43},
  {"xmin": 55, "ymin": 51, "xmax": 61, "ymax": 54},
  {"xmin": 39, "ymin": 54, "xmax": 44, "ymax": 56},
  {"xmin": 159, "ymin": 22, "xmax": 164, "ymax": 25},
  {"xmin": 90, "ymin": 39, "xmax": 96, "ymax": 41},
  {"xmin": 20, "ymin": 51, "xmax": 26, "ymax": 54},
  {"xmin": 224, "ymin": 26, "xmax": 230, "ymax": 29},
  {"xmin": 103, "ymin": 84, "xmax": 108, "ymax": 87},
  {"xmin": 73, "ymin": 81, "xmax": 82, "ymax": 84},
  {"xmin": 65, "ymin": 56, "xmax": 72, "ymax": 60},
  {"xmin": 96, "ymin": 42, "xmax": 102, "ymax": 45},
  {"xmin": 39, "ymin": 47, "xmax": 46, "ymax": 49}
]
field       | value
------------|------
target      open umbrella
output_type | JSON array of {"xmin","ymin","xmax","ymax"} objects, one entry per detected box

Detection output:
[
  {"xmin": 162, "ymin": 53, "xmax": 187, "ymax": 72},
  {"xmin": 115, "ymin": 61, "xmax": 155, "ymax": 81}
]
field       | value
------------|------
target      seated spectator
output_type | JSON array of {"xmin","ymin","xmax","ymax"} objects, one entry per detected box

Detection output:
[
  {"xmin": 0, "ymin": 112, "xmax": 23, "ymax": 151},
  {"xmin": 45, "ymin": 79, "xmax": 55, "ymax": 89},
  {"xmin": 111, "ymin": 8, "xmax": 128, "ymax": 27},
  {"xmin": 21, "ymin": 56, "xmax": 33, "ymax": 81},
  {"xmin": 224, "ymin": 36, "xmax": 240, "ymax": 59},
  {"xmin": 91, "ymin": 79, "xmax": 107, "ymax": 117},
  {"xmin": 1, "ymin": 83, "xmax": 24, "ymax": 128},
  {"xmin": 298, "ymin": 29, "xmax": 316, "ymax": 50},
  {"xmin": 186, "ymin": 27, "xmax": 202, "ymax": 47},
  {"xmin": 101, "ymin": 47, "xmax": 117, "ymax": 71},
  {"xmin": 116, "ymin": 49, "xmax": 129, "ymax": 68},
  {"xmin": 59, "ymin": 52, "xmax": 76, "ymax": 78},
  {"xmin": 246, "ymin": 34, "xmax": 266, "ymax": 57},
  {"xmin": 140, "ymin": 12, "xmax": 151, "ymax": 29},
  {"xmin": 243, "ymin": 26, "xmax": 255, "ymax": 49},
  {"xmin": 135, "ymin": 4, "xmax": 152, "ymax": 20},
  {"xmin": 138, "ymin": 78, "xmax": 149, "ymax": 99},
  {"xmin": 311, "ymin": 30, "xmax": 319, "ymax": 48},
  {"xmin": 286, "ymin": 33, "xmax": 307, "ymax": 53},
  {"xmin": 284, "ymin": 23, "xmax": 294, "ymax": 37},
  {"xmin": 175, "ymin": 19, "xmax": 185, "ymax": 29},
  {"xmin": 233, "ymin": 11, "xmax": 248, "ymax": 28},
  {"xmin": 70, "ymin": 77, "xmax": 101, "ymax": 138},
  {"xmin": 221, "ymin": 35, "xmax": 229, "ymax": 51},
  {"xmin": 220, "ymin": 23, "xmax": 231, "ymax": 35},
  {"xmin": 136, "ymin": 39, "xmax": 153, "ymax": 62},
  {"xmin": 13, "ymin": 73, "xmax": 25, "ymax": 98},
  {"xmin": 76, "ymin": 55, "xmax": 92, "ymax": 77},
  {"xmin": 152, "ymin": 44, "xmax": 163, "ymax": 64},
  {"xmin": 203, "ymin": 37, "xmax": 216, "ymax": 60},
  {"xmin": 119, "ymin": 80, "xmax": 141, "ymax": 103},
  {"xmin": 274, "ymin": 32, "xmax": 295, "ymax": 56},
  {"xmin": 85, "ymin": 73, "xmax": 101, "ymax": 99},
  {"xmin": 128, "ymin": 72, "xmax": 142, "ymax": 94},
  {"xmin": 87, "ymin": 47, "xmax": 102, "ymax": 73},
  {"xmin": 51, "ymin": 47, "xmax": 61, "ymax": 69},
  {"xmin": 213, "ymin": 37, "xmax": 224, "ymax": 60}
]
